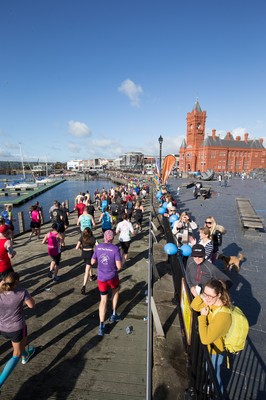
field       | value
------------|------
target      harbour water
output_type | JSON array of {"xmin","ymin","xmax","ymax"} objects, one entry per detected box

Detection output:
[{"xmin": 0, "ymin": 175, "xmax": 113, "ymax": 234}]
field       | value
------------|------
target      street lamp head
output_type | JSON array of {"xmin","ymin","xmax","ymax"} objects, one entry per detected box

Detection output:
[{"xmin": 158, "ymin": 135, "xmax": 163, "ymax": 145}]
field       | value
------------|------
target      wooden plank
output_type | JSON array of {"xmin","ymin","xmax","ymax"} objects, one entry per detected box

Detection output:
[
  {"xmin": 240, "ymin": 216, "xmax": 263, "ymax": 221},
  {"xmin": 151, "ymin": 296, "xmax": 165, "ymax": 338},
  {"xmin": 241, "ymin": 220, "xmax": 264, "ymax": 229}
]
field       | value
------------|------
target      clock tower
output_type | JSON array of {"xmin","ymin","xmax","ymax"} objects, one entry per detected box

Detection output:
[
  {"xmin": 186, "ymin": 99, "xmax": 206, "ymax": 149},
  {"xmin": 184, "ymin": 100, "xmax": 206, "ymax": 171}
]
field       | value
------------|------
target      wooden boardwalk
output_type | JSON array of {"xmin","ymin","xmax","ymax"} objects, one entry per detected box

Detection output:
[{"xmin": 0, "ymin": 204, "xmax": 149, "ymax": 399}]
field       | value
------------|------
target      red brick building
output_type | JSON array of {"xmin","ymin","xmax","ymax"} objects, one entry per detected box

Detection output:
[{"xmin": 179, "ymin": 100, "xmax": 265, "ymax": 173}]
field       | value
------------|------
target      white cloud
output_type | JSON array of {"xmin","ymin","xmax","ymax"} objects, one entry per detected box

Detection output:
[
  {"xmin": 0, "ymin": 148, "xmax": 13, "ymax": 158},
  {"xmin": 68, "ymin": 143, "xmax": 81, "ymax": 153},
  {"xmin": 68, "ymin": 120, "xmax": 92, "ymax": 138},
  {"xmin": 231, "ymin": 127, "xmax": 247, "ymax": 138},
  {"xmin": 92, "ymin": 139, "xmax": 115, "ymax": 147},
  {"xmin": 118, "ymin": 79, "xmax": 143, "ymax": 107}
]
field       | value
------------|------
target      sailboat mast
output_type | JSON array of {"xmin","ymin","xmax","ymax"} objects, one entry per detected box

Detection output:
[{"xmin": 19, "ymin": 143, "xmax": 25, "ymax": 179}]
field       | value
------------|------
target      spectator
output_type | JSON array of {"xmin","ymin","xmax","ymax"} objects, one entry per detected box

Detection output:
[
  {"xmin": 198, "ymin": 227, "xmax": 214, "ymax": 261},
  {"xmin": 172, "ymin": 211, "xmax": 197, "ymax": 245},
  {"xmin": 191, "ymin": 279, "xmax": 233, "ymax": 394},
  {"xmin": 204, "ymin": 217, "xmax": 225, "ymax": 262},
  {"xmin": 185, "ymin": 244, "xmax": 232, "ymax": 297}
]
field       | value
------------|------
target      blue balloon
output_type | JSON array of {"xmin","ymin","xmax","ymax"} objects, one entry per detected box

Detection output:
[
  {"xmin": 163, "ymin": 201, "xmax": 168, "ymax": 209},
  {"xmin": 169, "ymin": 214, "xmax": 179, "ymax": 224},
  {"xmin": 158, "ymin": 207, "xmax": 167, "ymax": 215},
  {"xmin": 164, "ymin": 243, "xmax": 178, "ymax": 255},
  {"xmin": 156, "ymin": 191, "xmax": 162, "ymax": 198},
  {"xmin": 180, "ymin": 244, "xmax": 192, "ymax": 257}
]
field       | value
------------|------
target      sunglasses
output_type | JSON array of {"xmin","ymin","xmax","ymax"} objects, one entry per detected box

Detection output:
[
  {"xmin": 203, "ymin": 291, "xmax": 217, "ymax": 299},
  {"xmin": 3, "ymin": 281, "xmax": 15, "ymax": 287},
  {"xmin": 205, "ymin": 221, "xmax": 212, "ymax": 224}
]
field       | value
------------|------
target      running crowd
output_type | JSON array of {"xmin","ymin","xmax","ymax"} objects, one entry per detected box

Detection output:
[{"xmin": 0, "ymin": 183, "xmax": 150, "ymax": 390}]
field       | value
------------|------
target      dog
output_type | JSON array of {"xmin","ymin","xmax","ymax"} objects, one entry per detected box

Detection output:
[{"xmin": 218, "ymin": 253, "xmax": 245, "ymax": 272}]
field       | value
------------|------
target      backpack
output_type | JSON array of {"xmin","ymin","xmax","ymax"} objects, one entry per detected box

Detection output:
[{"xmin": 213, "ymin": 306, "xmax": 249, "ymax": 353}]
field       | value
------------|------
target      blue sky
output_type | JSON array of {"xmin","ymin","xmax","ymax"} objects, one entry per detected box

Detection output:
[{"xmin": 0, "ymin": 0, "xmax": 265, "ymax": 162}]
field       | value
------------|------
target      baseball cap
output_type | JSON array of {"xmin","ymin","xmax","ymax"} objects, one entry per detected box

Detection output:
[
  {"xmin": 104, "ymin": 230, "xmax": 114, "ymax": 243},
  {"xmin": 191, "ymin": 244, "xmax": 205, "ymax": 258},
  {"xmin": 0, "ymin": 224, "xmax": 10, "ymax": 234}
]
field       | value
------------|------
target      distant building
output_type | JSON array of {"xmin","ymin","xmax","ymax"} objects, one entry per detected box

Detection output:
[
  {"xmin": 67, "ymin": 159, "xmax": 108, "ymax": 171},
  {"xmin": 120, "ymin": 152, "xmax": 144, "ymax": 170},
  {"xmin": 179, "ymin": 100, "xmax": 265, "ymax": 173},
  {"xmin": 32, "ymin": 164, "xmax": 52, "ymax": 176}
]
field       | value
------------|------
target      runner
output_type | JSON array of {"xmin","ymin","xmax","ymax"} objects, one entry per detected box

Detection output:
[
  {"xmin": 91, "ymin": 230, "xmax": 122, "ymax": 336},
  {"xmin": 42, "ymin": 223, "xmax": 63, "ymax": 282},
  {"xmin": 0, "ymin": 271, "xmax": 35, "ymax": 389},
  {"xmin": 76, "ymin": 227, "xmax": 97, "ymax": 294},
  {"xmin": 116, "ymin": 213, "xmax": 135, "ymax": 266}
]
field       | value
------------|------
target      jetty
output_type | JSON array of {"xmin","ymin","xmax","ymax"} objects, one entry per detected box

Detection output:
[{"xmin": 0, "ymin": 180, "xmax": 65, "ymax": 206}]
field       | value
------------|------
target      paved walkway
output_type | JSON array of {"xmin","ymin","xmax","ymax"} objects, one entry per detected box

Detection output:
[
  {"xmin": 168, "ymin": 176, "xmax": 266, "ymax": 400},
  {"xmin": 1, "ymin": 203, "xmax": 150, "ymax": 399}
]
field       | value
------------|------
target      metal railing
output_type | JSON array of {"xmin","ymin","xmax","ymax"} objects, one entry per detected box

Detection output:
[{"xmin": 162, "ymin": 215, "xmax": 224, "ymax": 400}]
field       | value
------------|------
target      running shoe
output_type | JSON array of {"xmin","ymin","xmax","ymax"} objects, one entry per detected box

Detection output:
[
  {"xmin": 81, "ymin": 286, "xmax": 86, "ymax": 295},
  {"xmin": 47, "ymin": 271, "xmax": 53, "ymax": 278},
  {"xmin": 53, "ymin": 276, "xmax": 60, "ymax": 282},
  {"xmin": 109, "ymin": 313, "xmax": 122, "ymax": 323},
  {"xmin": 22, "ymin": 346, "xmax": 35, "ymax": 365},
  {"xmin": 98, "ymin": 324, "xmax": 105, "ymax": 336}
]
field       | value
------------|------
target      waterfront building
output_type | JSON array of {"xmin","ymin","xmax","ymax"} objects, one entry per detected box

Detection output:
[
  {"xmin": 120, "ymin": 152, "xmax": 144, "ymax": 171},
  {"xmin": 67, "ymin": 159, "xmax": 109, "ymax": 171},
  {"xmin": 179, "ymin": 100, "xmax": 266, "ymax": 173}
]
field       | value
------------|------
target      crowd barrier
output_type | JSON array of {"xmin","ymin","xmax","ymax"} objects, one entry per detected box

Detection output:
[{"xmin": 162, "ymin": 216, "xmax": 224, "ymax": 399}]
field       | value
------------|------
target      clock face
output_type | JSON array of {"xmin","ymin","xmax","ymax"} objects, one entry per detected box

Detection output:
[
  {"xmin": 197, "ymin": 123, "xmax": 201, "ymax": 129},
  {"xmin": 190, "ymin": 124, "xmax": 193, "ymax": 130}
]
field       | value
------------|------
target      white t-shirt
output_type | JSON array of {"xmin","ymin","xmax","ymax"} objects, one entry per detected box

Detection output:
[{"xmin": 116, "ymin": 220, "xmax": 134, "ymax": 242}]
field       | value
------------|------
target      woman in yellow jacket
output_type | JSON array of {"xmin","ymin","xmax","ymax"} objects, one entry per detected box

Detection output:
[{"xmin": 191, "ymin": 279, "xmax": 232, "ymax": 394}]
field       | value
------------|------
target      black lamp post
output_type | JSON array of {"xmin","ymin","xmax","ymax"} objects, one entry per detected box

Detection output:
[{"xmin": 158, "ymin": 135, "xmax": 163, "ymax": 178}]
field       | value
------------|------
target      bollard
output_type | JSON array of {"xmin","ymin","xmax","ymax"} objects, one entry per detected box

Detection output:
[
  {"xmin": 40, "ymin": 208, "xmax": 44, "ymax": 224},
  {"xmin": 18, "ymin": 211, "xmax": 25, "ymax": 234}
]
